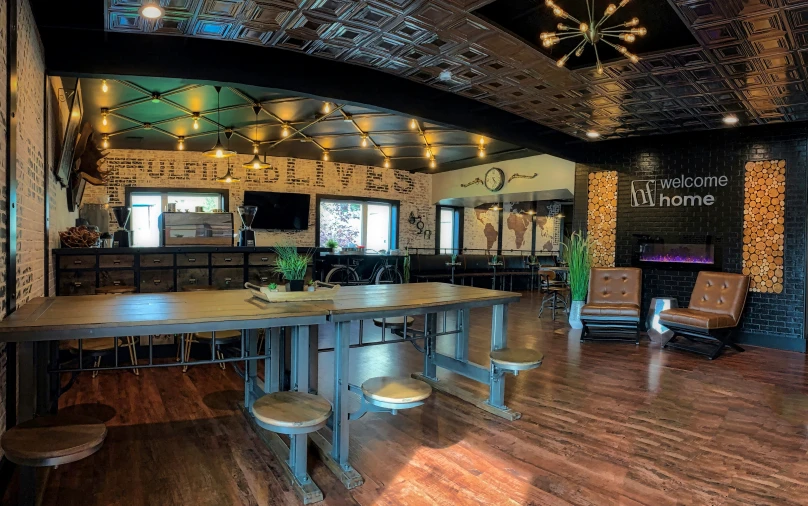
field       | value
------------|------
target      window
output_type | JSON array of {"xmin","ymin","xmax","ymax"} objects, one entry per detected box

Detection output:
[
  {"xmin": 436, "ymin": 206, "xmax": 462, "ymax": 254},
  {"xmin": 317, "ymin": 197, "xmax": 398, "ymax": 251},
  {"xmin": 127, "ymin": 189, "xmax": 227, "ymax": 247}
]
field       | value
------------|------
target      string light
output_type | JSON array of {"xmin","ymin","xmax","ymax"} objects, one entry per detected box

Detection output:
[
  {"xmin": 410, "ymin": 119, "xmax": 417, "ymax": 130},
  {"xmin": 192, "ymin": 113, "xmax": 200, "ymax": 130},
  {"xmin": 102, "ymin": 135, "xmax": 109, "ymax": 149},
  {"xmin": 178, "ymin": 137, "xmax": 185, "ymax": 150},
  {"xmin": 101, "ymin": 108, "xmax": 108, "ymax": 126},
  {"xmin": 323, "ymin": 102, "xmax": 332, "ymax": 114},
  {"xmin": 425, "ymin": 147, "xmax": 432, "ymax": 158},
  {"xmin": 429, "ymin": 156, "xmax": 437, "ymax": 169},
  {"xmin": 253, "ymin": 142, "xmax": 259, "ymax": 154},
  {"xmin": 361, "ymin": 134, "xmax": 368, "ymax": 147},
  {"xmin": 478, "ymin": 137, "xmax": 486, "ymax": 157},
  {"xmin": 322, "ymin": 150, "xmax": 330, "ymax": 161},
  {"xmin": 282, "ymin": 124, "xmax": 290, "ymax": 137},
  {"xmin": 384, "ymin": 158, "xmax": 391, "ymax": 168},
  {"xmin": 102, "ymin": 80, "xmax": 108, "ymax": 93}
]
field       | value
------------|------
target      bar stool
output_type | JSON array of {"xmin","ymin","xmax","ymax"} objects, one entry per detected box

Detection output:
[
  {"xmin": 251, "ymin": 391, "xmax": 332, "ymax": 488},
  {"xmin": 372, "ymin": 316, "xmax": 415, "ymax": 339},
  {"xmin": 182, "ymin": 330, "xmax": 242, "ymax": 372},
  {"xmin": 489, "ymin": 348, "xmax": 544, "ymax": 373},
  {"xmin": 68, "ymin": 285, "xmax": 139, "ymax": 377},
  {"xmin": 1, "ymin": 415, "xmax": 107, "ymax": 505},
  {"xmin": 348, "ymin": 376, "xmax": 431, "ymax": 419}
]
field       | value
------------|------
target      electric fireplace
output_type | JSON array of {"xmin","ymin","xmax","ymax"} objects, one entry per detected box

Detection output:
[{"xmin": 632, "ymin": 235, "xmax": 721, "ymax": 271}]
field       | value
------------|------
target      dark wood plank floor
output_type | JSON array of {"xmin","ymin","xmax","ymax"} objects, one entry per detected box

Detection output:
[{"xmin": 29, "ymin": 292, "xmax": 808, "ymax": 505}]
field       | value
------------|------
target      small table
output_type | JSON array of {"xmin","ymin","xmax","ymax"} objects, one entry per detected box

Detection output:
[{"xmin": 646, "ymin": 297, "xmax": 678, "ymax": 342}]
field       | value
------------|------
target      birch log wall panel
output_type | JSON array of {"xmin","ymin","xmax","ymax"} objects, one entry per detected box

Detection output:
[
  {"xmin": 743, "ymin": 160, "xmax": 786, "ymax": 294},
  {"xmin": 587, "ymin": 171, "xmax": 618, "ymax": 267}
]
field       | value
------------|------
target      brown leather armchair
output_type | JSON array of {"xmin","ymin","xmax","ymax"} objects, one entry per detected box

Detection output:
[
  {"xmin": 580, "ymin": 267, "xmax": 642, "ymax": 343},
  {"xmin": 658, "ymin": 271, "xmax": 750, "ymax": 360}
]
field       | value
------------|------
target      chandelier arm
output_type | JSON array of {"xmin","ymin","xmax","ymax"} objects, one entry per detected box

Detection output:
[
  {"xmin": 601, "ymin": 29, "xmax": 633, "ymax": 34},
  {"xmin": 601, "ymin": 22, "xmax": 631, "ymax": 31},
  {"xmin": 593, "ymin": 41, "xmax": 603, "ymax": 73},
  {"xmin": 561, "ymin": 38, "xmax": 588, "ymax": 61},
  {"xmin": 600, "ymin": 33, "xmax": 630, "ymax": 38},
  {"xmin": 556, "ymin": 33, "xmax": 585, "ymax": 40},
  {"xmin": 585, "ymin": 0, "xmax": 592, "ymax": 25},
  {"xmin": 596, "ymin": 4, "xmax": 625, "ymax": 30}
]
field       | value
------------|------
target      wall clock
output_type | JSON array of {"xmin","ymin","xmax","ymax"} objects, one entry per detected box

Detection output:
[{"xmin": 485, "ymin": 167, "xmax": 505, "ymax": 192}]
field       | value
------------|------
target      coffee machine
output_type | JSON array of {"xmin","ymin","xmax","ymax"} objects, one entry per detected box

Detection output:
[
  {"xmin": 237, "ymin": 205, "xmax": 258, "ymax": 247},
  {"xmin": 111, "ymin": 206, "xmax": 132, "ymax": 247}
]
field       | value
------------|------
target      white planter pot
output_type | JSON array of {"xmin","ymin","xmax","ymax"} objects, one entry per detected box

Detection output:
[{"xmin": 568, "ymin": 300, "xmax": 585, "ymax": 329}]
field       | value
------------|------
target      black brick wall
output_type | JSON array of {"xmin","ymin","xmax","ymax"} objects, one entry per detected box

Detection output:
[{"xmin": 573, "ymin": 123, "xmax": 807, "ymax": 351}]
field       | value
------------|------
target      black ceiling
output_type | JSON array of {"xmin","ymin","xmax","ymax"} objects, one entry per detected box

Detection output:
[
  {"xmin": 473, "ymin": 0, "xmax": 699, "ymax": 69},
  {"xmin": 76, "ymin": 76, "xmax": 527, "ymax": 171}
]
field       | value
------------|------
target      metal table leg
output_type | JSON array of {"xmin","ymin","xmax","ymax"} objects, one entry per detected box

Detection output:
[
  {"xmin": 244, "ymin": 329, "xmax": 259, "ymax": 410},
  {"xmin": 487, "ymin": 304, "xmax": 509, "ymax": 410},
  {"xmin": 310, "ymin": 321, "xmax": 364, "ymax": 489}
]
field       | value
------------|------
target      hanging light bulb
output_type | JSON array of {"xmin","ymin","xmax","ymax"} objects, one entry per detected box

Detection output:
[
  {"xmin": 323, "ymin": 102, "xmax": 332, "ymax": 114},
  {"xmin": 253, "ymin": 142, "xmax": 259, "ymax": 155},
  {"xmin": 178, "ymin": 137, "xmax": 185, "ymax": 150},
  {"xmin": 322, "ymin": 150, "xmax": 330, "ymax": 161},
  {"xmin": 384, "ymin": 157, "xmax": 391, "ymax": 168},
  {"xmin": 102, "ymin": 135, "xmax": 110, "ymax": 149},
  {"xmin": 102, "ymin": 80, "xmax": 108, "ymax": 93},
  {"xmin": 410, "ymin": 119, "xmax": 417, "ymax": 130},
  {"xmin": 192, "ymin": 113, "xmax": 200, "ymax": 130},
  {"xmin": 361, "ymin": 134, "xmax": 368, "ymax": 147},
  {"xmin": 204, "ymin": 87, "xmax": 236, "ymax": 158},
  {"xmin": 429, "ymin": 156, "xmax": 437, "ymax": 169},
  {"xmin": 243, "ymin": 154, "xmax": 270, "ymax": 170},
  {"xmin": 425, "ymin": 147, "xmax": 432, "ymax": 158},
  {"xmin": 101, "ymin": 108, "xmax": 108, "ymax": 126},
  {"xmin": 281, "ymin": 124, "xmax": 290, "ymax": 137},
  {"xmin": 478, "ymin": 137, "xmax": 486, "ymax": 157}
]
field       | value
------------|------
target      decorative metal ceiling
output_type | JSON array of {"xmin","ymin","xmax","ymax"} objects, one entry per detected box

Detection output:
[
  {"xmin": 102, "ymin": 0, "xmax": 808, "ymax": 141},
  {"xmin": 80, "ymin": 77, "xmax": 524, "ymax": 171}
]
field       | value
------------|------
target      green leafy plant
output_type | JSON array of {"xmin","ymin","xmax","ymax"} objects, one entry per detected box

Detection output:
[
  {"xmin": 491, "ymin": 254, "xmax": 499, "ymax": 265},
  {"xmin": 403, "ymin": 248, "xmax": 411, "ymax": 284},
  {"xmin": 272, "ymin": 244, "xmax": 312, "ymax": 281},
  {"xmin": 308, "ymin": 279, "xmax": 315, "ymax": 286},
  {"xmin": 451, "ymin": 253, "xmax": 458, "ymax": 264},
  {"xmin": 324, "ymin": 238, "xmax": 338, "ymax": 249},
  {"xmin": 268, "ymin": 282, "xmax": 278, "ymax": 290},
  {"xmin": 528, "ymin": 254, "xmax": 538, "ymax": 265},
  {"xmin": 562, "ymin": 231, "xmax": 592, "ymax": 302}
]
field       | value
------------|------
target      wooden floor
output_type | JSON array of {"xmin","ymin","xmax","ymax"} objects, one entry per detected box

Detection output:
[{"xmin": 26, "ymin": 291, "xmax": 808, "ymax": 505}]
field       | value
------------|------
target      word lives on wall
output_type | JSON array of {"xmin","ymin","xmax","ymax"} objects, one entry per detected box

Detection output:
[{"xmin": 631, "ymin": 174, "xmax": 729, "ymax": 208}]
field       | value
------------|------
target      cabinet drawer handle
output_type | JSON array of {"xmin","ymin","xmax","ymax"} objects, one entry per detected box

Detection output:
[
  {"xmin": 224, "ymin": 258, "xmax": 233, "ymax": 262},
  {"xmin": 74, "ymin": 282, "xmax": 82, "ymax": 287},
  {"xmin": 189, "ymin": 278, "xmax": 197, "ymax": 284},
  {"xmin": 73, "ymin": 260, "xmax": 83, "ymax": 265},
  {"xmin": 113, "ymin": 281, "xmax": 121, "ymax": 286},
  {"xmin": 225, "ymin": 278, "xmax": 232, "ymax": 284},
  {"xmin": 260, "ymin": 277, "xmax": 268, "ymax": 282},
  {"xmin": 260, "ymin": 257, "xmax": 269, "ymax": 261},
  {"xmin": 113, "ymin": 259, "xmax": 121, "ymax": 265},
  {"xmin": 153, "ymin": 259, "xmax": 162, "ymax": 264},
  {"xmin": 153, "ymin": 279, "xmax": 161, "ymax": 285},
  {"xmin": 188, "ymin": 258, "xmax": 196, "ymax": 263}
]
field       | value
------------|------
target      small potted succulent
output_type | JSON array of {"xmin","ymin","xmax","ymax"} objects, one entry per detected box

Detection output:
[
  {"xmin": 268, "ymin": 282, "xmax": 279, "ymax": 293},
  {"xmin": 324, "ymin": 238, "xmax": 339, "ymax": 254},
  {"xmin": 307, "ymin": 280, "xmax": 316, "ymax": 292},
  {"xmin": 528, "ymin": 254, "xmax": 539, "ymax": 266},
  {"xmin": 272, "ymin": 244, "xmax": 312, "ymax": 292},
  {"xmin": 451, "ymin": 253, "xmax": 459, "ymax": 265},
  {"xmin": 489, "ymin": 254, "xmax": 502, "ymax": 266}
]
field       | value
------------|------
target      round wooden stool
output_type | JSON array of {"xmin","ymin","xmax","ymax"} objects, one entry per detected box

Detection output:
[
  {"xmin": 489, "ymin": 348, "xmax": 544, "ymax": 371},
  {"xmin": 251, "ymin": 391, "xmax": 332, "ymax": 434},
  {"xmin": 67, "ymin": 336, "xmax": 139, "ymax": 378},
  {"xmin": 1, "ymin": 415, "xmax": 107, "ymax": 467},
  {"xmin": 95, "ymin": 285, "xmax": 137, "ymax": 295},
  {"xmin": 360, "ymin": 376, "xmax": 432, "ymax": 406},
  {"xmin": 183, "ymin": 330, "xmax": 242, "ymax": 372}
]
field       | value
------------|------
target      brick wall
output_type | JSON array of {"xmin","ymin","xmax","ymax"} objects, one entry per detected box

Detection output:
[
  {"xmin": 573, "ymin": 123, "xmax": 808, "ymax": 350},
  {"xmin": 82, "ymin": 149, "xmax": 434, "ymax": 250}
]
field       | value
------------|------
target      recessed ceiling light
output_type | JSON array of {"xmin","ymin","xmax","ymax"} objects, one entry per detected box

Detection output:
[
  {"xmin": 586, "ymin": 130, "xmax": 600, "ymax": 139},
  {"xmin": 139, "ymin": 2, "xmax": 164, "ymax": 19},
  {"xmin": 723, "ymin": 115, "xmax": 739, "ymax": 125}
]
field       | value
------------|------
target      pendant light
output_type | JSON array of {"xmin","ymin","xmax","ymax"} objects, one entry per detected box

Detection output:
[
  {"xmin": 204, "ymin": 86, "xmax": 236, "ymax": 158},
  {"xmin": 217, "ymin": 159, "xmax": 240, "ymax": 184},
  {"xmin": 244, "ymin": 105, "xmax": 270, "ymax": 169}
]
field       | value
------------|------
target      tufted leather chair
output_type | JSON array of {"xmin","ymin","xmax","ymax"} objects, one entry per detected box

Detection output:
[
  {"xmin": 659, "ymin": 272, "xmax": 749, "ymax": 330},
  {"xmin": 580, "ymin": 267, "xmax": 642, "ymax": 319}
]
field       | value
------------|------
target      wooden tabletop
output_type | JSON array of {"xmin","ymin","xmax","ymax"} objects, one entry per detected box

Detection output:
[
  {"xmin": 316, "ymin": 283, "xmax": 521, "ymax": 322},
  {"xmin": 0, "ymin": 290, "xmax": 329, "ymax": 342}
]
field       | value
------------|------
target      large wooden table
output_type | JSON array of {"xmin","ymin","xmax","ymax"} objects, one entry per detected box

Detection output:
[{"xmin": 0, "ymin": 283, "xmax": 522, "ymax": 505}]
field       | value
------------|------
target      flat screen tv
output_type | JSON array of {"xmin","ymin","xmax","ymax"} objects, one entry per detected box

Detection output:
[{"xmin": 243, "ymin": 191, "xmax": 310, "ymax": 231}]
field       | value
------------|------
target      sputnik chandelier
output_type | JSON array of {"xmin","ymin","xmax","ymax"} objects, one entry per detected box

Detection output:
[{"xmin": 540, "ymin": 0, "xmax": 647, "ymax": 74}]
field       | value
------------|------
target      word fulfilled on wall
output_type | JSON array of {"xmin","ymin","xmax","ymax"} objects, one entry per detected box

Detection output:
[{"xmin": 631, "ymin": 174, "xmax": 729, "ymax": 208}]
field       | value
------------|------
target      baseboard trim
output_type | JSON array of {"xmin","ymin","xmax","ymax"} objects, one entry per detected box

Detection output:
[{"xmin": 737, "ymin": 332, "xmax": 806, "ymax": 353}]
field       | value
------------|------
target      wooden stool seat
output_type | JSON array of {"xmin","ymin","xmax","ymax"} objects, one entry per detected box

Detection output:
[
  {"xmin": 1, "ymin": 415, "xmax": 107, "ymax": 467},
  {"xmin": 361, "ymin": 377, "xmax": 431, "ymax": 404},
  {"xmin": 193, "ymin": 330, "xmax": 242, "ymax": 341},
  {"xmin": 182, "ymin": 285, "xmax": 220, "ymax": 292},
  {"xmin": 372, "ymin": 316, "xmax": 415, "ymax": 329},
  {"xmin": 489, "ymin": 348, "xmax": 544, "ymax": 370},
  {"xmin": 252, "ymin": 391, "xmax": 332, "ymax": 430},
  {"xmin": 67, "ymin": 338, "xmax": 126, "ymax": 353},
  {"xmin": 95, "ymin": 285, "xmax": 137, "ymax": 295}
]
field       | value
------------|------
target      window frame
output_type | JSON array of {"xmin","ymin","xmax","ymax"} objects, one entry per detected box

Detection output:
[
  {"xmin": 434, "ymin": 205, "xmax": 463, "ymax": 255},
  {"xmin": 315, "ymin": 194, "xmax": 399, "ymax": 251}
]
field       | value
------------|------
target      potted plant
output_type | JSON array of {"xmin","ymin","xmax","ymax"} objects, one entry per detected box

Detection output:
[
  {"xmin": 562, "ymin": 231, "xmax": 592, "ymax": 329},
  {"xmin": 489, "ymin": 254, "xmax": 502, "ymax": 266},
  {"xmin": 450, "ymin": 253, "xmax": 459, "ymax": 265},
  {"xmin": 324, "ymin": 238, "xmax": 339, "ymax": 254},
  {"xmin": 272, "ymin": 244, "xmax": 312, "ymax": 292},
  {"xmin": 308, "ymin": 280, "xmax": 316, "ymax": 292},
  {"xmin": 268, "ymin": 282, "xmax": 279, "ymax": 293}
]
